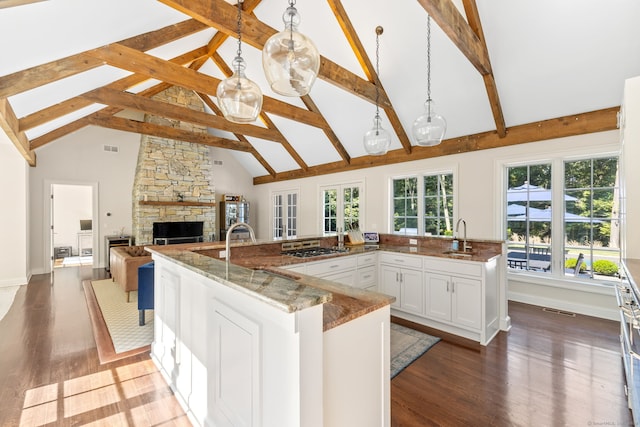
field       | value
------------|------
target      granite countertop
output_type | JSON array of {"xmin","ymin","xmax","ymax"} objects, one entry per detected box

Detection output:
[
  {"xmin": 148, "ymin": 237, "xmax": 503, "ymax": 331},
  {"xmin": 147, "ymin": 247, "xmax": 395, "ymax": 331}
]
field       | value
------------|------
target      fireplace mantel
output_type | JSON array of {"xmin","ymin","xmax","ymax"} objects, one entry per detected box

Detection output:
[{"xmin": 139, "ymin": 201, "xmax": 216, "ymax": 207}]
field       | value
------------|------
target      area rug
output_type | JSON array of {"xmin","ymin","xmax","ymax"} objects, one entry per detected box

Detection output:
[
  {"xmin": 390, "ymin": 323, "xmax": 440, "ymax": 379},
  {"xmin": 62, "ymin": 256, "xmax": 93, "ymax": 267},
  {"xmin": 82, "ymin": 279, "xmax": 153, "ymax": 364},
  {"xmin": 0, "ymin": 285, "xmax": 21, "ymax": 323}
]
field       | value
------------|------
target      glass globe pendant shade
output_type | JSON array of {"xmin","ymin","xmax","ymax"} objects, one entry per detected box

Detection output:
[
  {"xmin": 412, "ymin": 99, "xmax": 447, "ymax": 146},
  {"xmin": 262, "ymin": 5, "xmax": 320, "ymax": 96},
  {"xmin": 217, "ymin": 56, "xmax": 263, "ymax": 124},
  {"xmin": 363, "ymin": 116, "xmax": 391, "ymax": 155}
]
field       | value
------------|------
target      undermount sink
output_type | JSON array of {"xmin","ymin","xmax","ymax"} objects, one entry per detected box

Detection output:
[{"xmin": 442, "ymin": 251, "xmax": 473, "ymax": 257}]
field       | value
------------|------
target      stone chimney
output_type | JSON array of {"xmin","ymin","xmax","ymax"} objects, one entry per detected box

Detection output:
[{"xmin": 131, "ymin": 86, "xmax": 216, "ymax": 245}]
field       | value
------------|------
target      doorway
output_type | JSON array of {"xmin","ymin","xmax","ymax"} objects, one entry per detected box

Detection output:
[{"xmin": 46, "ymin": 182, "xmax": 99, "ymax": 272}]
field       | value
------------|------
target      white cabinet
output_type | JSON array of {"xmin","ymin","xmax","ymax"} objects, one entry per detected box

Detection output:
[
  {"xmin": 381, "ymin": 252, "xmax": 500, "ymax": 346},
  {"xmin": 356, "ymin": 252, "xmax": 377, "ymax": 290},
  {"xmin": 298, "ymin": 253, "xmax": 378, "ymax": 290},
  {"xmin": 424, "ymin": 272, "xmax": 481, "ymax": 330},
  {"xmin": 379, "ymin": 252, "xmax": 423, "ymax": 315}
]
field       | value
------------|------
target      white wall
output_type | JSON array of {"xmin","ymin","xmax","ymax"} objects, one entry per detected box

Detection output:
[
  {"xmin": 208, "ymin": 147, "xmax": 261, "ymax": 237},
  {"xmin": 29, "ymin": 125, "xmax": 141, "ymax": 273},
  {"xmin": 0, "ymin": 136, "xmax": 29, "ymax": 287}
]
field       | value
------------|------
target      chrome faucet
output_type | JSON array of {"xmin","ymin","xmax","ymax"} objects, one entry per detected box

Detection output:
[
  {"xmin": 455, "ymin": 218, "xmax": 471, "ymax": 252},
  {"xmin": 225, "ymin": 222, "xmax": 256, "ymax": 262}
]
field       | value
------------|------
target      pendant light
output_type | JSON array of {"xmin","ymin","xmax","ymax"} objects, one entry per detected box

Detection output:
[
  {"xmin": 363, "ymin": 26, "xmax": 391, "ymax": 156},
  {"xmin": 262, "ymin": 0, "xmax": 320, "ymax": 96},
  {"xmin": 217, "ymin": 0, "xmax": 263, "ymax": 123},
  {"xmin": 412, "ymin": 15, "xmax": 446, "ymax": 146}
]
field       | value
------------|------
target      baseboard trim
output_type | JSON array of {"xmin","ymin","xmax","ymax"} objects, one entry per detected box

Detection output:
[{"xmin": 508, "ymin": 292, "xmax": 618, "ymax": 321}]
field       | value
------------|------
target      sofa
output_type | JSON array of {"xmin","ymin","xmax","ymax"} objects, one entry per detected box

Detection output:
[{"xmin": 110, "ymin": 246, "xmax": 152, "ymax": 302}]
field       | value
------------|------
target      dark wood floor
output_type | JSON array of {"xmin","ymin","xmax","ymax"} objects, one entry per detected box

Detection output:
[{"xmin": 0, "ymin": 267, "xmax": 633, "ymax": 426}]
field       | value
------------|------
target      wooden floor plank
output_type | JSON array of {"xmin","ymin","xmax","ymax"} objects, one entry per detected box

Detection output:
[{"xmin": 0, "ymin": 267, "xmax": 632, "ymax": 426}]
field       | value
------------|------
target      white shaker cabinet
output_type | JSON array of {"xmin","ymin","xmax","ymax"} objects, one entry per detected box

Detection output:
[
  {"xmin": 379, "ymin": 252, "xmax": 423, "ymax": 315},
  {"xmin": 424, "ymin": 272, "xmax": 481, "ymax": 330}
]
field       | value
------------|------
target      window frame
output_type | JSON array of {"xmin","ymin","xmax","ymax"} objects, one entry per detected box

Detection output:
[
  {"xmin": 389, "ymin": 169, "xmax": 456, "ymax": 236},
  {"xmin": 271, "ymin": 189, "xmax": 299, "ymax": 240},
  {"xmin": 501, "ymin": 151, "xmax": 620, "ymax": 286},
  {"xmin": 320, "ymin": 181, "xmax": 365, "ymax": 236}
]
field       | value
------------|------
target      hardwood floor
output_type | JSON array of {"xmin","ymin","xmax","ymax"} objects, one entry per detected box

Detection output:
[{"xmin": 0, "ymin": 267, "xmax": 633, "ymax": 426}]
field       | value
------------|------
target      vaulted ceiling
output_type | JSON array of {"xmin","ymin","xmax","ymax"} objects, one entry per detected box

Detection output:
[{"xmin": 1, "ymin": 0, "xmax": 638, "ymax": 184}]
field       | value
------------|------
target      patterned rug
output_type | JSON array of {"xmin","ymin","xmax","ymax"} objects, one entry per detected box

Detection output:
[
  {"xmin": 83, "ymin": 279, "xmax": 153, "ymax": 363},
  {"xmin": 390, "ymin": 323, "xmax": 440, "ymax": 379}
]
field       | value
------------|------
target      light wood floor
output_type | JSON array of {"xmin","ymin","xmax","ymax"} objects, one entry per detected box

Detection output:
[{"xmin": 0, "ymin": 267, "xmax": 632, "ymax": 426}]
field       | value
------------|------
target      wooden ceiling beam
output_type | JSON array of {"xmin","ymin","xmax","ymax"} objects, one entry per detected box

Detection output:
[
  {"xmin": 195, "ymin": 92, "xmax": 277, "ymax": 177},
  {"xmin": 0, "ymin": 98, "xmax": 36, "ymax": 165},
  {"xmin": 253, "ymin": 107, "xmax": 619, "ymax": 184},
  {"xmin": 417, "ymin": 0, "xmax": 506, "ymax": 137},
  {"xmin": 208, "ymin": 53, "xmax": 309, "ymax": 172},
  {"xmin": 19, "ymin": 46, "xmax": 210, "ymax": 133},
  {"xmin": 326, "ymin": 0, "xmax": 412, "ymax": 154},
  {"xmin": 300, "ymin": 95, "xmax": 351, "ymax": 164},
  {"xmin": 158, "ymin": 0, "xmax": 386, "ymax": 107},
  {"xmin": 81, "ymin": 87, "xmax": 283, "ymax": 143},
  {"xmin": 85, "ymin": 43, "xmax": 327, "ymax": 129},
  {"xmin": 0, "ymin": 19, "xmax": 207, "ymax": 99},
  {"xmin": 87, "ymin": 114, "xmax": 254, "ymax": 152},
  {"xmin": 416, "ymin": 0, "xmax": 490, "ymax": 75},
  {"xmin": 462, "ymin": 0, "xmax": 506, "ymax": 137}
]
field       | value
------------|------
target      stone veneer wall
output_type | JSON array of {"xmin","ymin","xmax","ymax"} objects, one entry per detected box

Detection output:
[{"xmin": 132, "ymin": 86, "xmax": 216, "ymax": 245}]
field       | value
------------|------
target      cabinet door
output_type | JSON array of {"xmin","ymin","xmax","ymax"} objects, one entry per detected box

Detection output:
[
  {"xmin": 452, "ymin": 277, "xmax": 482, "ymax": 330},
  {"xmin": 380, "ymin": 265, "xmax": 400, "ymax": 308},
  {"xmin": 400, "ymin": 268, "xmax": 424, "ymax": 315},
  {"xmin": 425, "ymin": 272, "xmax": 451, "ymax": 322}
]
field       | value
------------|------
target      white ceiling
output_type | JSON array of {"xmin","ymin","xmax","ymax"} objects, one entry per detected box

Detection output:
[{"xmin": 1, "ymin": 0, "xmax": 639, "ymax": 178}]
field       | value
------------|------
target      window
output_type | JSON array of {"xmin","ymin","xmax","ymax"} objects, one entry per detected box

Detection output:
[
  {"xmin": 505, "ymin": 156, "xmax": 620, "ymax": 282},
  {"xmin": 391, "ymin": 173, "xmax": 454, "ymax": 236},
  {"xmin": 564, "ymin": 157, "xmax": 620, "ymax": 280},
  {"xmin": 506, "ymin": 163, "xmax": 553, "ymax": 272},
  {"xmin": 272, "ymin": 190, "xmax": 298, "ymax": 240},
  {"xmin": 321, "ymin": 183, "xmax": 362, "ymax": 235}
]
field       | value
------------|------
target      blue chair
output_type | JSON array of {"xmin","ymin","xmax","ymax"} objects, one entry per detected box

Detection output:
[{"xmin": 138, "ymin": 261, "xmax": 154, "ymax": 326}]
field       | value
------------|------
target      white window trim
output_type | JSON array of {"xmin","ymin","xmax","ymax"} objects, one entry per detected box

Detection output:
[
  {"xmin": 388, "ymin": 167, "xmax": 457, "ymax": 236},
  {"xmin": 319, "ymin": 181, "xmax": 365, "ymax": 235},
  {"xmin": 496, "ymin": 145, "xmax": 620, "ymax": 288},
  {"xmin": 270, "ymin": 188, "xmax": 299, "ymax": 241}
]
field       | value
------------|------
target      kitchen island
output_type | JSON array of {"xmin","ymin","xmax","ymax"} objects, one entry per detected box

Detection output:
[
  {"xmin": 147, "ymin": 233, "xmax": 506, "ymax": 426},
  {"xmin": 147, "ymin": 246, "xmax": 394, "ymax": 427}
]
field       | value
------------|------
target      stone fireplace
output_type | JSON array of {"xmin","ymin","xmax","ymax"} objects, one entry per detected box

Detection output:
[{"xmin": 132, "ymin": 86, "xmax": 216, "ymax": 245}]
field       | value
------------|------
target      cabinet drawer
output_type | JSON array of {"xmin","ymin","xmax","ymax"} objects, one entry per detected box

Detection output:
[
  {"xmin": 357, "ymin": 266, "xmax": 377, "ymax": 288},
  {"xmin": 321, "ymin": 270, "xmax": 357, "ymax": 287},
  {"xmin": 357, "ymin": 252, "xmax": 377, "ymax": 267},
  {"xmin": 379, "ymin": 252, "xmax": 423, "ymax": 269},
  {"xmin": 306, "ymin": 256, "xmax": 357, "ymax": 276},
  {"xmin": 425, "ymin": 257, "xmax": 482, "ymax": 277}
]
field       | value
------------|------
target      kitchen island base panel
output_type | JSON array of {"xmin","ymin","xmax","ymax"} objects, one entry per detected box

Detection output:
[{"xmin": 150, "ymin": 253, "xmax": 390, "ymax": 427}]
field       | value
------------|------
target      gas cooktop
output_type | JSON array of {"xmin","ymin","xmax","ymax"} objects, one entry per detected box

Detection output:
[{"xmin": 283, "ymin": 246, "xmax": 350, "ymax": 258}]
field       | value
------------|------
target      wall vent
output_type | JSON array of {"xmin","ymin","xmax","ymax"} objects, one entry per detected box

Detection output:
[
  {"xmin": 213, "ymin": 160, "xmax": 223, "ymax": 165},
  {"xmin": 103, "ymin": 145, "xmax": 119, "ymax": 153}
]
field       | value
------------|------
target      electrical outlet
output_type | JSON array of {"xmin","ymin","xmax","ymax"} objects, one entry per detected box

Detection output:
[
  {"xmin": 219, "ymin": 250, "xmax": 227, "ymax": 259},
  {"xmin": 409, "ymin": 239, "xmax": 418, "ymax": 245},
  {"xmin": 410, "ymin": 246, "xmax": 418, "ymax": 253}
]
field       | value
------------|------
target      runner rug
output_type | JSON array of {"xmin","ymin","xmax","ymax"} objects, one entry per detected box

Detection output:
[
  {"xmin": 82, "ymin": 278, "xmax": 153, "ymax": 364},
  {"xmin": 390, "ymin": 323, "xmax": 440, "ymax": 379}
]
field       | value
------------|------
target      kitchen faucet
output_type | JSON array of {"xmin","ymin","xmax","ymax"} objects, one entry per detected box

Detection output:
[
  {"xmin": 225, "ymin": 222, "xmax": 256, "ymax": 263},
  {"xmin": 455, "ymin": 218, "xmax": 472, "ymax": 252}
]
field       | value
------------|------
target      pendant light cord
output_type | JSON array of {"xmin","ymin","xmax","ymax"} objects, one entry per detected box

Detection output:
[
  {"xmin": 427, "ymin": 15, "xmax": 432, "ymax": 103},
  {"xmin": 374, "ymin": 26, "xmax": 383, "ymax": 129},
  {"xmin": 235, "ymin": 0, "xmax": 243, "ymax": 73}
]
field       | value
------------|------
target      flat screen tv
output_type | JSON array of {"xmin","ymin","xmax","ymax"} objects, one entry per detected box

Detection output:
[{"xmin": 80, "ymin": 219, "xmax": 92, "ymax": 231}]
